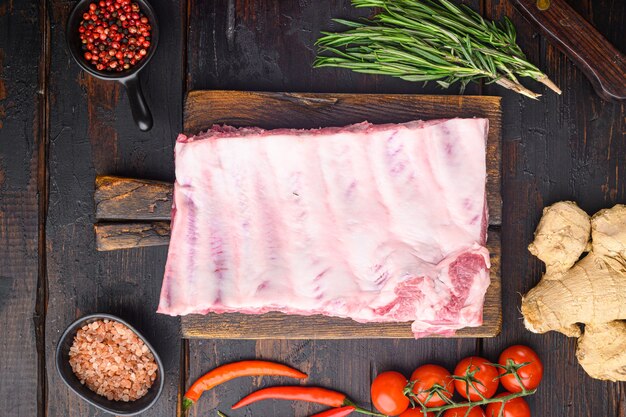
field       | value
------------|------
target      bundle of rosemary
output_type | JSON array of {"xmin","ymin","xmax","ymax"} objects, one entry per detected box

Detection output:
[{"xmin": 314, "ymin": 0, "xmax": 561, "ymax": 98}]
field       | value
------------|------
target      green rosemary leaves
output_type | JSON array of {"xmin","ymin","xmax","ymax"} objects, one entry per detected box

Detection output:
[{"xmin": 314, "ymin": 0, "xmax": 561, "ymax": 98}]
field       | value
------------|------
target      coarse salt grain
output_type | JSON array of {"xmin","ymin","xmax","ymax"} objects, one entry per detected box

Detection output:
[{"xmin": 69, "ymin": 319, "xmax": 157, "ymax": 402}]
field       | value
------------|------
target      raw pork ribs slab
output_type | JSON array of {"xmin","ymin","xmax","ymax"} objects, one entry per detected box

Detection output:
[{"xmin": 158, "ymin": 119, "xmax": 491, "ymax": 337}]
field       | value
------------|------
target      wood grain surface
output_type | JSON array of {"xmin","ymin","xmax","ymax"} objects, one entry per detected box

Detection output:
[
  {"xmin": 43, "ymin": 1, "xmax": 185, "ymax": 416},
  {"xmin": 185, "ymin": 1, "xmax": 625, "ymax": 417},
  {"xmin": 185, "ymin": 1, "xmax": 484, "ymax": 416},
  {"xmin": 95, "ymin": 221, "xmax": 171, "ymax": 251},
  {"xmin": 0, "ymin": 1, "xmax": 42, "ymax": 416},
  {"xmin": 95, "ymin": 176, "xmax": 173, "ymax": 221},
  {"xmin": 481, "ymin": 1, "xmax": 626, "ymax": 417},
  {"xmin": 2, "ymin": 0, "xmax": 625, "ymax": 416}
]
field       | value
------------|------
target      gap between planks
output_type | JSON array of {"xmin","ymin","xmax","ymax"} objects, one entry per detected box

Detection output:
[{"xmin": 36, "ymin": 1, "xmax": 51, "ymax": 416}]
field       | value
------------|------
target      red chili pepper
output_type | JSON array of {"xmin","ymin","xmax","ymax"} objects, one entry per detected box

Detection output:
[
  {"xmin": 183, "ymin": 361, "xmax": 307, "ymax": 412},
  {"xmin": 231, "ymin": 386, "xmax": 348, "ymax": 410},
  {"xmin": 217, "ymin": 409, "xmax": 356, "ymax": 417},
  {"xmin": 310, "ymin": 406, "xmax": 356, "ymax": 417}
]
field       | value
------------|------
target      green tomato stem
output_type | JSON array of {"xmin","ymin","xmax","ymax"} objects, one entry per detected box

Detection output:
[
  {"xmin": 419, "ymin": 389, "xmax": 536, "ymax": 414},
  {"xmin": 182, "ymin": 397, "xmax": 194, "ymax": 413}
]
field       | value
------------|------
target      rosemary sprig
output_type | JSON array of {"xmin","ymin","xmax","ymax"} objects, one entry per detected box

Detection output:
[{"xmin": 314, "ymin": 0, "xmax": 561, "ymax": 98}]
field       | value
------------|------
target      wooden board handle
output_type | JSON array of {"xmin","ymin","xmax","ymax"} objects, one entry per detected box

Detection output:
[
  {"xmin": 515, "ymin": 0, "xmax": 626, "ymax": 101},
  {"xmin": 95, "ymin": 222, "xmax": 171, "ymax": 251},
  {"xmin": 95, "ymin": 175, "xmax": 173, "ymax": 221},
  {"xmin": 95, "ymin": 176, "xmax": 173, "ymax": 251}
]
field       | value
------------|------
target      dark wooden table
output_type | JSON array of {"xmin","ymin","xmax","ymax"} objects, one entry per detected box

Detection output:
[{"xmin": 1, "ymin": 0, "xmax": 625, "ymax": 416}]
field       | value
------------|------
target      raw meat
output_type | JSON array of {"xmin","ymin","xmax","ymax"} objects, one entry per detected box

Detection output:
[{"xmin": 158, "ymin": 118, "xmax": 491, "ymax": 337}]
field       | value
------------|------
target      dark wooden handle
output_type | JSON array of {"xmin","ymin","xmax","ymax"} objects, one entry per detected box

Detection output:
[{"xmin": 515, "ymin": 0, "xmax": 626, "ymax": 101}]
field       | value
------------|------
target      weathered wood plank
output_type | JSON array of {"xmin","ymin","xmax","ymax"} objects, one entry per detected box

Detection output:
[
  {"xmin": 184, "ymin": 91, "xmax": 502, "ymax": 136},
  {"xmin": 188, "ymin": 337, "xmax": 486, "ymax": 416},
  {"xmin": 186, "ymin": 0, "xmax": 484, "ymax": 97},
  {"xmin": 0, "ymin": 1, "xmax": 41, "ymax": 415},
  {"xmin": 45, "ymin": 0, "xmax": 185, "ymax": 416},
  {"xmin": 95, "ymin": 222, "xmax": 171, "ymax": 251},
  {"xmin": 91, "ymin": 87, "xmax": 503, "ymax": 335},
  {"xmin": 95, "ymin": 176, "xmax": 173, "ymax": 221}
]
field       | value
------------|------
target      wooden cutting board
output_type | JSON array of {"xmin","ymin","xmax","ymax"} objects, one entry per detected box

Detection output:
[{"xmin": 95, "ymin": 90, "xmax": 502, "ymax": 338}]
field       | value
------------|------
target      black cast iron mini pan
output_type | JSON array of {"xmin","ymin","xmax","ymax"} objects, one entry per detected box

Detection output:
[{"xmin": 66, "ymin": 0, "xmax": 159, "ymax": 131}]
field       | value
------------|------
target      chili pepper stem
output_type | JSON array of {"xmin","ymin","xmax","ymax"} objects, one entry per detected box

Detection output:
[
  {"xmin": 182, "ymin": 397, "xmax": 194, "ymax": 413},
  {"xmin": 344, "ymin": 400, "xmax": 387, "ymax": 417},
  {"xmin": 353, "ymin": 407, "xmax": 388, "ymax": 417}
]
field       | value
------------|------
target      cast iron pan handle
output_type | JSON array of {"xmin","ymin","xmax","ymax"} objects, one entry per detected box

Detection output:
[
  {"xmin": 514, "ymin": 0, "xmax": 626, "ymax": 102},
  {"xmin": 122, "ymin": 75, "xmax": 153, "ymax": 131}
]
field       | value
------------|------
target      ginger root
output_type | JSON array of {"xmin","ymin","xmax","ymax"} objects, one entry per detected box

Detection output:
[{"xmin": 522, "ymin": 201, "xmax": 626, "ymax": 381}]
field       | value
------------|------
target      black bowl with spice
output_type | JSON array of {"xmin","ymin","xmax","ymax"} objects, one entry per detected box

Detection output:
[
  {"xmin": 55, "ymin": 313, "xmax": 164, "ymax": 416},
  {"xmin": 66, "ymin": 0, "xmax": 159, "ymax": 131}
]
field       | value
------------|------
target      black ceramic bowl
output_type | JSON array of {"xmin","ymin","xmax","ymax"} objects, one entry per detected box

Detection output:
[
  {"xmin": 66, "ymin": 0, "xmax": 159, "ymax": 131},
  {"xmin": 56, "ymin": 313, "xmax": 164, "ymax": 416}
]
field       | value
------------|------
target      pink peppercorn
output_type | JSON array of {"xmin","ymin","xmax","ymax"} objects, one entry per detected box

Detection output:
[{"xmin": 78, "ymin": 0, "xmax": 152, "ymax": 73}]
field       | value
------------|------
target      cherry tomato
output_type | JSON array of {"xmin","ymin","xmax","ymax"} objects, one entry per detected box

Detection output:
[
  {"xmin": 410, "ymin": 364, "xmax": 454, "ymax": 407},
  {"xmin": 498, "ymin": 345, "xmax": 543, "ymax": 393},
  {"xmin": 443, "ymin": 406, "xmax": 486, "ymax": 417},
  {"xmin": 371, "ymin": 371, "xmax": 410, "ymax": 416},
  {"xmin": 453, "ymin": 356, "xmax": 499, "ymax": 400},
  {"xmin": 485, "ymin": 393, "xmax": 531, "ymax": 417},
  {"xmin": 399, "ymin": 408, "xmax": 434, "ymax": 417}
]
